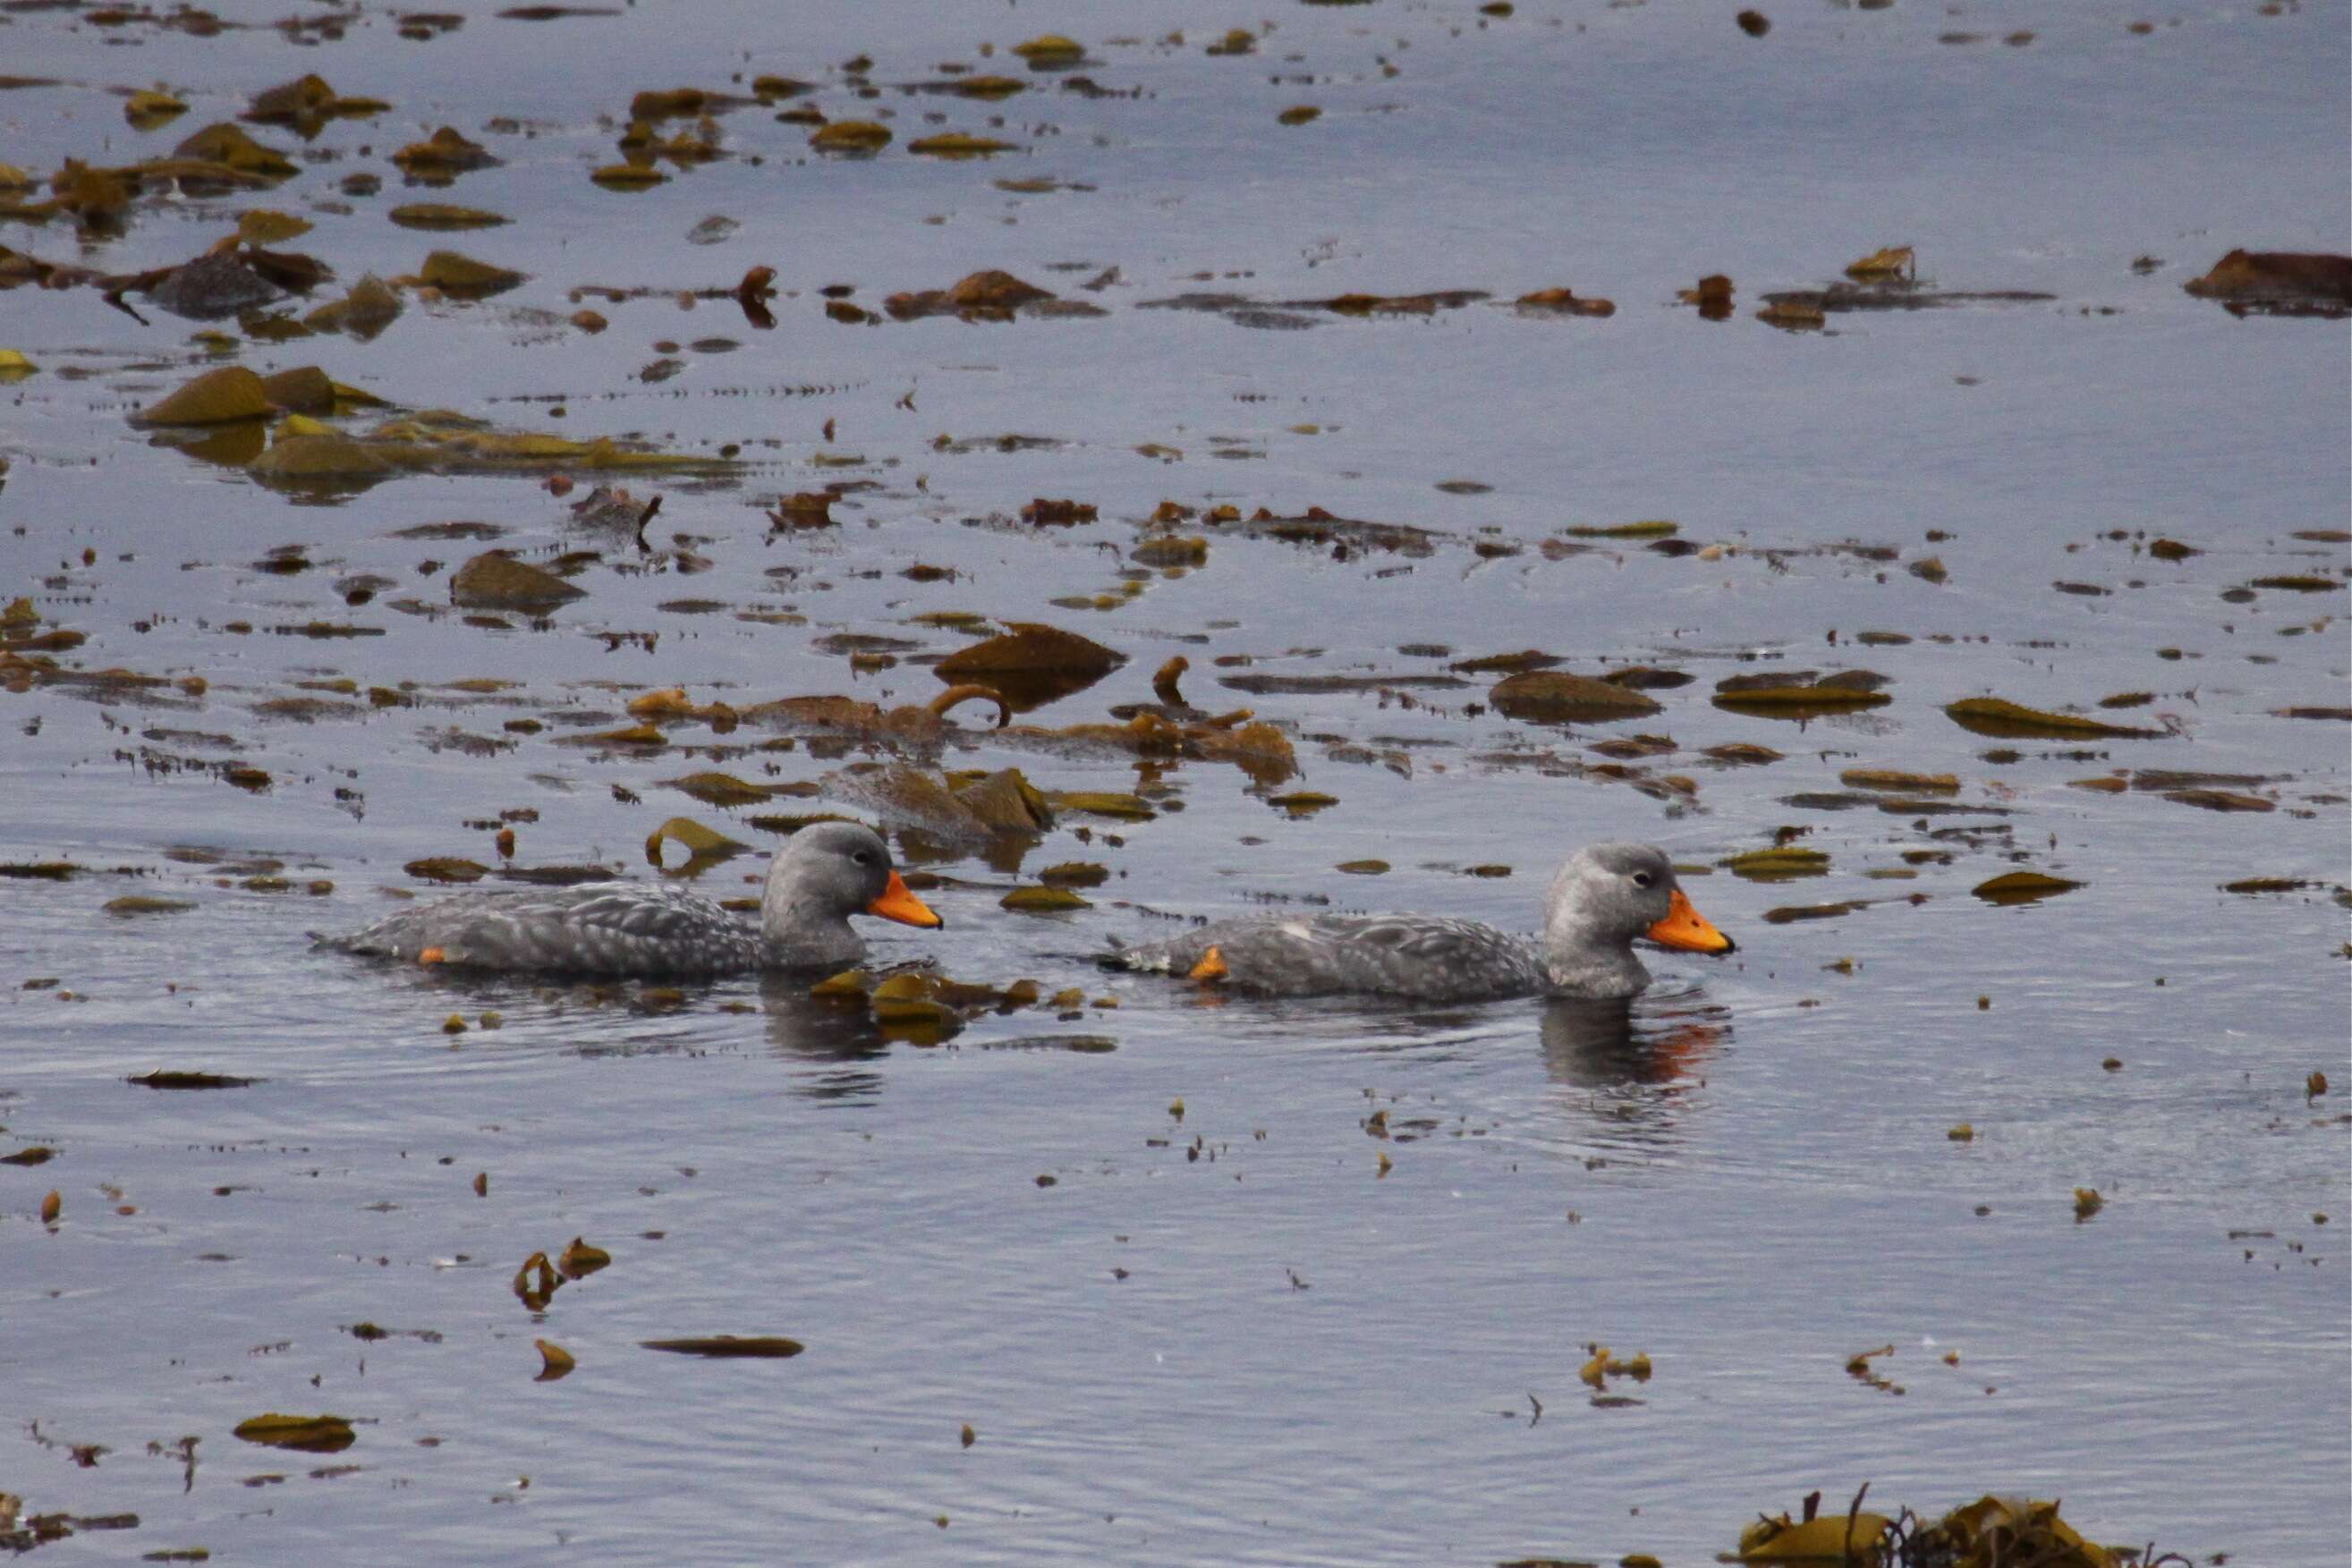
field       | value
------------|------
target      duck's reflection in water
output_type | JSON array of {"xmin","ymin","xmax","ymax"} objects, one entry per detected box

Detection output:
[
  {"xmin": 759, "ymin": 972, "xmax": 893, "ymax": 1103},
  {"xmin": 1540, "ymin": 988, "xmax": 1730, "ymax": 1146}
]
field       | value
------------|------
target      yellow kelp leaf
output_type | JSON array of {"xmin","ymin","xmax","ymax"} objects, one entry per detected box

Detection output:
[
  {"xmin": 556, "ymin": 1235, "xmax": 610, "ymax": 1277},
  {"xmin": 404, "ymin": 857, "xmax": 488, "ymax": 883},
  {"xmin": 908, "ymin": 133, "xmax": 1018, "ymax": 157},
  {"xmin": 937, "ymin": 623, "xmax": 1121, "ymax": 680},
  {"xmin": 244, "ymin": 72, "xmax": 335, "ymax": 123},
  {"xmin": 330, "ymin": 379, "xmax": 389, "ymax": 409},
  {"xmin": 1712, "ymin": 670, "xmax": 1891, "ymax": 711},
  {"xmin": 130, "ymin": 366, "xmax": 272, "ymax": 426},
  {"xmin": 590, "ymin": 164, "xmax": 669, "ymax": 191},
  {"xmin": 391, "ymin": 125, "xmax": 496, "ymax": 174},
  {"xmin": 249, "ymin": 431, "xmax": 395, "ymax": 480},
  {"xmin": 1846, "ymin": 244, "xmax": 1915, "ymax": 281},
  {"xmin": 809, "ymin": 968, "xmax": 872, "ymax": 1001},
  {"xmin": 1561, "ymin": 519, "xmax": 1677, "ymax": 538},
  {"xmin": 645, "ymin": 817, "xmax": 746, "ymax": 859},
  {"xmin": 1839, "ymin": 768, "xmax": 1958, "ymax": 793},
  {"xmin": 947, "ymin": 74, "xmax": 1025, "ymax": 98},
  {"xmin": 123, "ymin": 88, "xmax": 188, "ymax": 130},
  {"xmin": 1490, "ymin": 671, "xmax": 1661, "ymax": 722},
  {"xmin": 1756, "ymin": 299, "xmax": 1825, "ymax": 330},
  {"xmin": 258, "ymin": 364, "xmax": 336, "ymax": 412},
  {"xmin": 513, "ymin": 1250, "xmax": 558, "ymax": 1309},
  {"xmin": 641, "ymin": 1335, "xmax": 804, "ymax": 1358},
  {"xmin": 1970, "ymin": 870, "xmax": 2081, "ymax": 904},
  {"xmin": 0, "ymin": 350, "xmax": 35, "ymax": 382},
  {"xmin": 416, "ymin": 250, "xmax": 526, "ymax": 297},
  {"xmin": 173, "ymin": 122, "xmax": 296, "ymax": 177},
  {"xmin": 1723, "ymin": 847, "xmax": 1830, "ymax": 881},
  {"xmin": 104, "ymin": 895, "xmax": 196, "ymax": 915},
  {"xmin": 1735, "ymin": 1510, "xmax": 1897, "ymax": 1560},
  {"xmin": 1049, "ymin": 792, "xmax": 1156, "ymax": 821},
  {"xmin": 1267, "ymin": 792, "xmax": 1337, "ymax": 816},
  {"xmin": 661, "ymin": 771, "xmax": 774, "ymax": 807},
  {"xmin": 534, "ymin": 1339, "xmax": 575, "ymax": 1380},
  {"xmin": 1002, "ymin": 886, "xmax": 1090, "ymax": 912},
  {"xmin": 628, "ymin": 688, "xmax": 702, "ymax": 719},
  {"xmin": 1944, "ymin": 697, "xmax": 2160, "ymax": 740},
  {"xmin": 1921, "ymin": 1496, "xmax": 2120, "ymax": 1568},
  {"xmin": 1011, "ymin": 34, "xmax": 1085, "ymax": 64},
  {"xmin": 237, "ymin": 208, "xmax": 312, "ymax": 245},
  {"xmin": 387, "ymin": 202, "xmax": 508, "ymax": 231},
  {"xmin": 303, "ymin": 274, "xmax": 404, "ymax": 340},
  {"xmin": 810, "ymin": 120, "xmax": 891, "ymax": 152},
  {"xmin": 233, "ymin": 1413, "xmax": 356, "ymax": 1453},
  {"xmin": 447, "ymin": 552, "xmax": 585, "ymax": 609}
]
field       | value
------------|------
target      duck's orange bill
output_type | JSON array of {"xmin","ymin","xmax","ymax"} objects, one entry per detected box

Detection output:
[
  {"xmin": 1188, "ymin": 945, "xmax": 1227, "ymax": 981},
  {"xmin": 1646, "ymin": 888, "xmax": 1736, "ymax": 954},
  {"xmin": 868, "ymin": 871, "xmax": 944, "ymax": 929}
]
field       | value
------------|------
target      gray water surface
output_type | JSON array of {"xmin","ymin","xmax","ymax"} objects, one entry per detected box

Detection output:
[{"xmin": 3, "ymin": 0, "xmax": 2348, "ymax": 1562}]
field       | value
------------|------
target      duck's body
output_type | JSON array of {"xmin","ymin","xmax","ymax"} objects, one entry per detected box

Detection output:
[
  {"xmin": 1113, "ymin": 842, "xmax": 1732, "ymax": 1003},
  {"xmin": 318, "ymin": 821, "xmax": 940, "ymax": 979}
]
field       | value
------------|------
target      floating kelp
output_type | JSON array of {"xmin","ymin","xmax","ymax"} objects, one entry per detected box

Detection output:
[
  {"xmin": 1713, "ymin": 670, "xmax": 1891, "ymax": 717},
  {"xmin": 1971, "ymin": 870, "xmax": 2081, "ymax": 904},
  {"xmin": 934, "ymin": 622, "xmax": 1124, "ymax": 709},
  {"xmin": 810, "ymin": 120, "xmax": 893, "ymax": 153},
  {"xmin": 174, "ymin": 122, "xmax": 298, "ymax": 178},
  {"xmin": 1724, "ymin": 846, "xmax": 1830, "ymax": 881},
  {"xmin": 303, "ymin": 274, "xmax": 404, "ymax": 339},
  {"xmin": 641, "ymin": 1335, "xmax": 804, "ymax": 1358},
  {"xmin": 1490, "ymin": 671, "xmax": 1662, "ymax": 723},
  {"xmin": 1208, "ymin": 505, "xmax": 1446, "ymax": 555},
  {"xmin": 391, "ymin": 126, "xmax": 500, "ymax": 180},
  {"xmin": 233, "ymin": 1414, "xmax": 355, "ymax": 1453},
  {"xmin": 826, "ymin": 764, "xmax": 1054, "ymax": 845},
  {"xmin": 909, "ymin": 132, "xmax": 1020, "ymax": 157},
  {"xmin": 733, "ymin": 684, "xmax": 1010, "ymax": 746},
  {"xmin": 1515, "ymin": 286, "xmax": 1614, "ymax": 317},
  {"xmin": 410, "ymin": 249, "xmax": 526, "ymax": 297},
  {"xmin": 123, "ymin": 86, "xmax": 189, "ymax": 129},
  {"xmin": 2182, "ymin": 249, "xmax": 2352, "ymax": 318},
  {"xmin": 811, "ymin": 967, "xmax": 1045, "ymax": 1039},
  {"xmin": 447, "ymin": 552, "xmax": 586, "ymax": 611},
  {"xmin": 1010, "ymin": 34, "xmax": 1087, "ymax": 67},
  {"xmin": 1759, "ymin": 246, "xmax": 2055, "ymax": 315},
  {"xmin": 884, "ymin": 268, "xmax": 1083, "ymax": 320},
  {"xmin": 388, "ymin": 203, "xmax": 507, "ymax": 231},
  {"xmin": 1944, "ymin": 698, "xmax": 2161, "ymax": 740},
  {"xmin": 1839, "ymin": 769, "xmax": 1958, "ymax": 793},
  {"xmin": 243, "ymin": 73, "xmax": 389, "ymax": 133}
]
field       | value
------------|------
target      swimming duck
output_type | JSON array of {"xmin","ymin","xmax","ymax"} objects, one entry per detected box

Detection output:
[
  {"xmin": 1111, "ymin": 842, "xmax": 1733, "ymax": 1004},
  {"xmin": 318, "ymin": 820, "xmax": 941, "ymax": 979}
]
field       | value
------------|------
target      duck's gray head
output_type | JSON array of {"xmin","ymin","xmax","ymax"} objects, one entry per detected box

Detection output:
[
  {"xmin": 764, "ymin": 821, "xmax": 942, "ymax": 945},
  {"xmin": 1545, "ymin": 842, "xmax": 1735, "ymax": 956}
]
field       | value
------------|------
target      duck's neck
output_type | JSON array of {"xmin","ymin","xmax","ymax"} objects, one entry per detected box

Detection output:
[
  {"xmin": 1540, "ymin": 876, "xmax": 1651, "ymax": 1000},
  {"xmin": 760, "ymin": 863, "xmax": 862, "ymax": 969}
]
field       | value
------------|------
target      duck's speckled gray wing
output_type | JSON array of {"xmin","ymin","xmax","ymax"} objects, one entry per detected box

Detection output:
[
  {"xmin": 1114, "ymin": 913, "xmax": 1548, "ymax": 1004},
  {"xmin": 317, "ymin": 883, "xmax": 762, "ymax": 979}
]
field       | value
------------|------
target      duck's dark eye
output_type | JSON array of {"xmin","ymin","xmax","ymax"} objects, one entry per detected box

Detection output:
[
  {"xmin": 853, "ymin": 851, "xmax": 873, "ymax": 866},
  {"xmin": 1631, "ymin": 870, "xmax": 1654, "ymax": 889}
]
